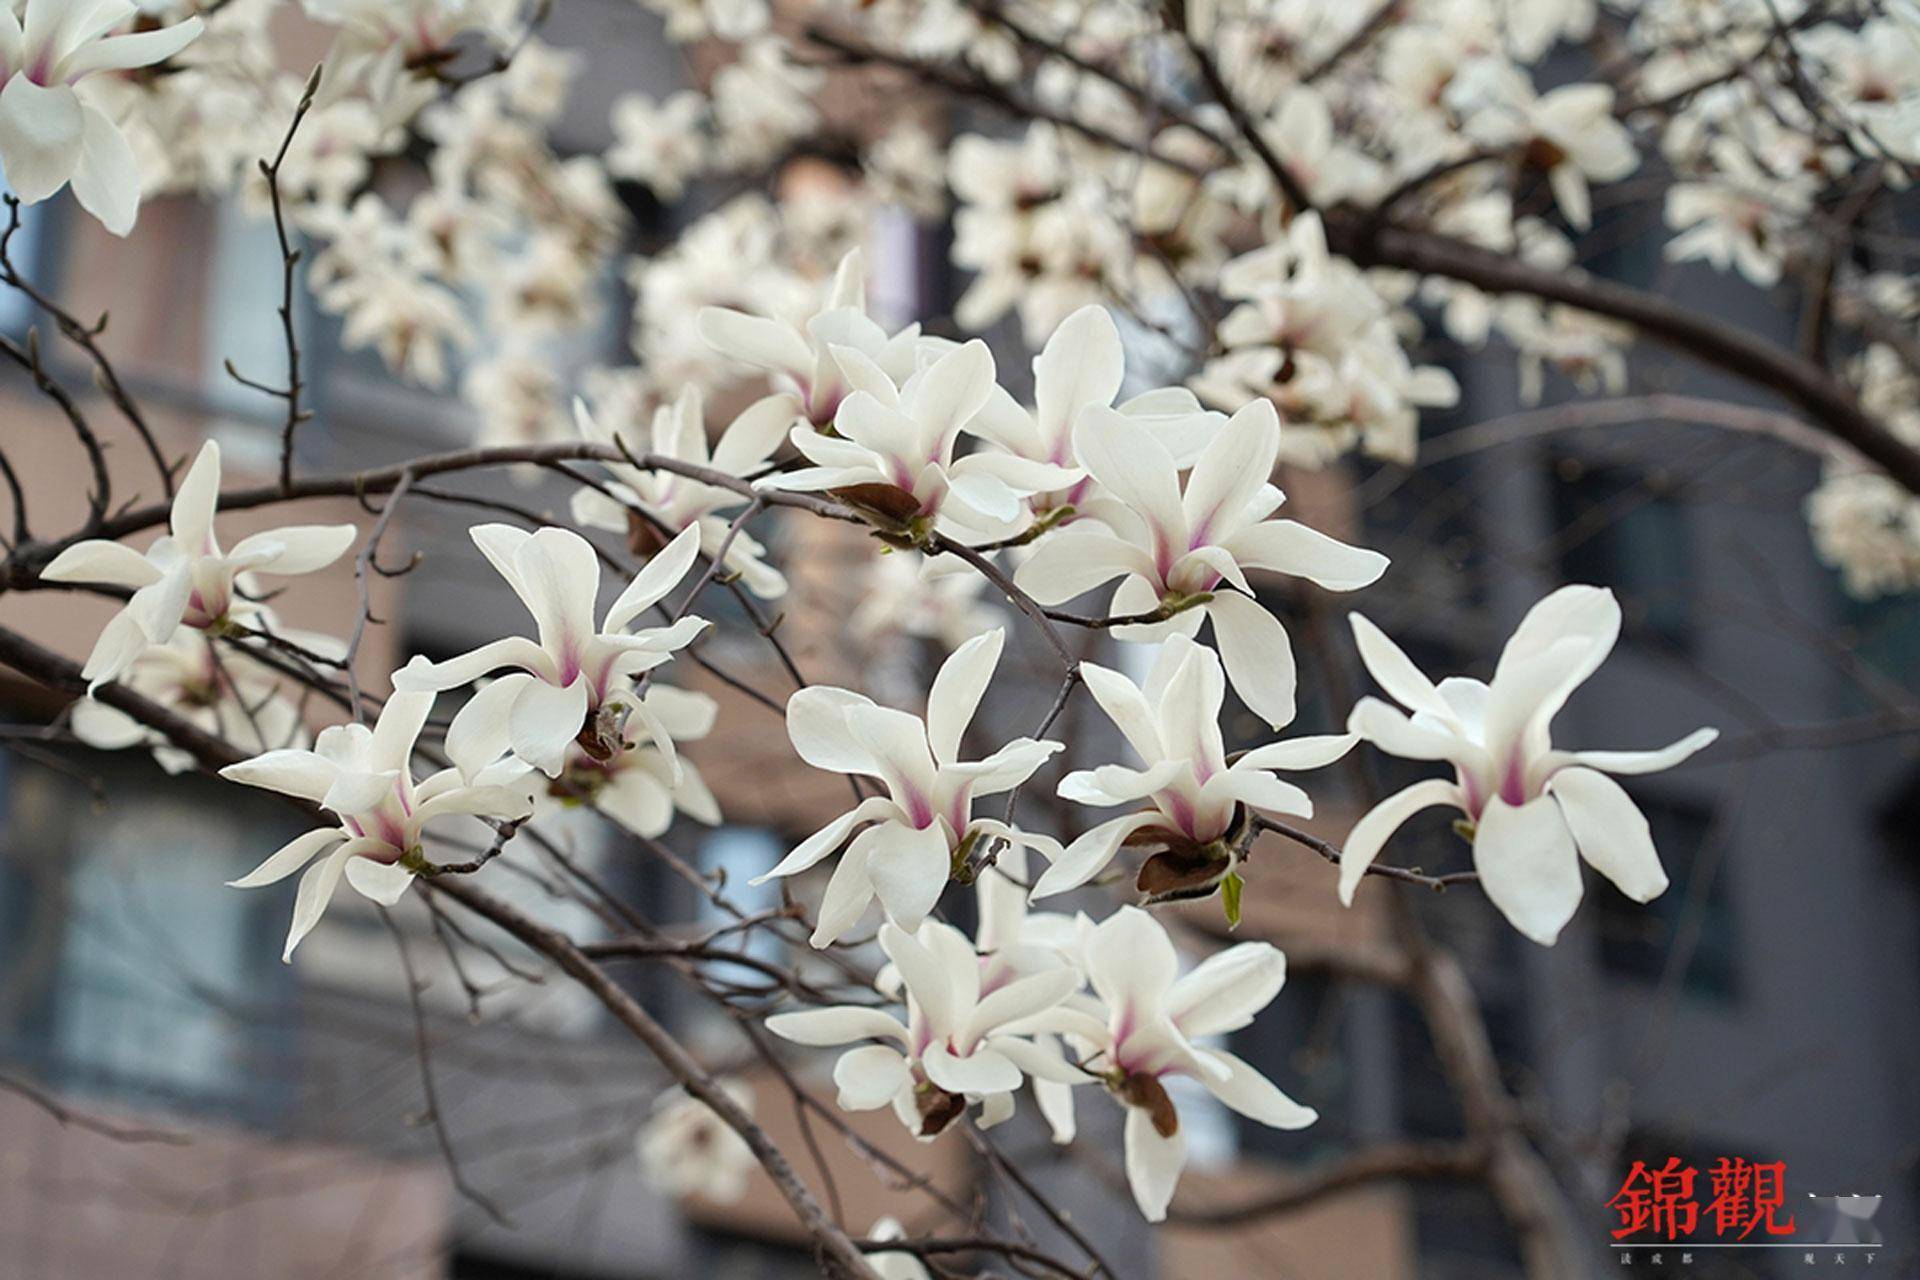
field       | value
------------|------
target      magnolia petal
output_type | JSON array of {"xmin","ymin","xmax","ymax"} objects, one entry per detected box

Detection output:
[
  {"xmin": 753, "ymin": 796, "xmax": 894, "ymax": 883},
  {"xmin": 1204, "ymin": 767, "xmax": 1313, "ymax": 819},
  {"xmin": 604, "ymin": 522, "xmax": 703, "ymax": 632},
  {"xmin": 1057, "ymin": 760, "xmax": 1184, "ymax": 808},
  {"xmin": 1087, "ymin": 905, "xmax": 1178, "ymax": 1013},
  {"xmin": 1034, "ymin": 305, "xmax": 1124, "ymax": 440},
  {"xmin": 228, "ymin": 827, "xmax": 341, "ymax": 889},
  {"xmin": 1473, "ymin": 794, "xmax": 1583, "ymax": 946},
  {"xmin": 1074, "ymin": 406, "xmax": 1186, "ymax": 549},
  {"xmin": 513, "ymin": 528, "xmax": 601, "ymax": 661},
  {"xmin": 1077, "ymin": 661, "xmax": 1165, "ymax": 762},
  {"xmin": 696, "ymin": 306, "xmax": 812, "ymax": 374},
  {"xmin": 785, "ymin": 685, "xmax": 879, "ymax": 774},
  {"xmin": 809, "ymin": 830, "xmax": 879, "ymax": 947},
  {"xmin": 1182, "ymin": 400, "xmax": 1279, "ymax": 543},
  {"xmin": 60, "ymin": 18, "xmax": 205, "ymax": 78},
  {"xmin": 833, "ymin": 1045, "xmax": 911, "ymax": 1111},
  {"xmin": 444, "ymin": 673, "xmax": 533, "ymax": 781},
  {"xmin": 227, "ymin": 524, "xmax": 357, "ymax": 576},
  {"xmin": 1168, "ymin": 942, "xmax": 1285, "ymax": 1038},
  {"xmin": 1204, "ymin": 591, "xmax": 1297, "ymax": 729},
  {"xmin": 1235, "ymin": 732, "xmax": 1357, "ymax": 771},
  {"xmin": 865, "ymin": 821, "xmax": 951, "ymax": 932},
  {"xmin": 1030, "ymin": 811, "xmax": 1160, "ymax": 900},
  {"xmin": 344, "ymin": 856, "xmax": 415, "ymax": 907},
  {"xmin": 390, "ymin": 637, "xmax": 555, "ymax": 692},
  {"xmin": 1202, "ymin": 1050, "xmax": 1318, "ymax": 1130},
  {"xmin": 169, "ymin": 440, "xmax": 222, "ymax": 559},
  {"xmin": 1347, "ymin": 697, "xmax": 1471, "ymax": 762},
  {"xmin": 962, "ymin": 967, "xmax": 1081, "ymax": 1046},
  {"xmin": 1553, "ymin": 727, "xmax": 1718, "ymax": 776},
  {"xmin": 926, "ymin": 627, "xmax": 1003, "ymax": 767},
  {"xmin": 1012, "ymin": 529, "xmax": 1153, "ymax": 605},
  {"xmin": 508, "ymin": 676, "xmax": 590, "ymax": 777},
  {"xmin": 1223, "ymin": 520, "xmax": 1388, "ymax": 591},
  {"xmin": 1338, "ymin": 778, "xmax": 1463, "ymax": 906},
  {"xmin": 39, "ymin": 538, "xmax": 162, "ymax": 588},
  {"xmin": 220, "ymin": 748, "xmax": 339, "ymax": 804},
  {"xmin": 1348, "ymin": 612, "xmax": 1454, "ymax": 722},
  {"xmin": 765, "ymin": 1005, "xmax": 906, "ymax": 1047},
  {"xmin": 283, "ymin": 845, "xmax": 351, "ymax": 961},
  {"xmin": 1550, "ymin": 766, "xmax": 1669, "ymax": 903},
  {"xmin": 0, "ymin": 76, "xmax": 82, "ymax": 203},
  {"xmin": 1124, "ymin": 1105, "xmax": 1188, "ymax": 1223},
  {"xmin": 905, "ymin": 338, "xmax": 997, "ymax": 447},
  {"xmin": 923, "ymin": 1045, "xmax": 1021, "ymax": 1096}
]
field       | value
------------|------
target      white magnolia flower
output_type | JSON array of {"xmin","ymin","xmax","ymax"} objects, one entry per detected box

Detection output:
[
  {"xmin": 1340, "ymin": 587, "xmax": 1718, "ymax": 945},
  {"xmin": 637, "ymin": 1080, "xmax": 756, "ymax": 1204},
  {"xmin": 220, "ymin": 691, "xmax": 536, "ymax": 960},
  {"xmin": 1037, "ymin": 633, "xmax": 1355, "ymax": 901},
  {"xmin": 1014, "ymin": 399, "xmax": 1388, "ymax": 727},
  {"xmin": 756, "ymin": 338, "xmax": 1078, "ymax": 540},
  {"xmin": 1047, "ymin": 907, "xmax": 1316, "ymax": 1221},
  {"xmin": 765, "ymin": 919, "xmax": 1083, "ymax": 1138},
  {"xmin": 1448, "ymin": 61, "xmax": 1638, "ymax": 230},
  {"xmin": 0, "ymin": 0, "xmax": 204, "ymax": 234},
  {"xmin": 394, "ymin": 523, "xmax": 708, "ymax": 778},
  {"xmin": 41, "ymin": 440, "xmax": 356, "ymax": 690},
  {"xmin": 606, "ymin": 89, "xmax": 707, "ymax": 200},
  {"xmin": 69, "ymin": 630, "xmax": 308, "ymax": 775},
  {"xmin": 571, "ymin": 387, "xmax": 794, "ymax": 598},
  {"xmin": 697, "ymin": 248, "xmax": 922, "ymax": 429},
  {"xmin": 754, "ymin": 628, "xmax": 1063, "ymax": 947},
  {"xmin": 968, "ymin": 304, "xmax": 1223, "ymax": 523}
]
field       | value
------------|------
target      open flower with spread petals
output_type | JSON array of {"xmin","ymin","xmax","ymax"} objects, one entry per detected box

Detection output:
[
  {"xmin": 1339, "ymin": 586, "xmax": 1718, "ymax": 945},
  {"xmin": 220, "ymin": 691, "xmax": 537, "ymax": 961},
  {"xmin": 1042, "ymin": 907, "xmax": 1316, "ymax": 1221},
  {"xmin": 754, "ymin": 627, "xmax": 1063, "ymax": 947},
  {"xmin": 394, "ymin": 523, "xmax": 708, "ymax": 778},
  {"xmin": 570, "ymin": 388, "xmax": 794, "ymax": 599},
  {"xmin": 765, "ymin": 919, "xmax": 1084, "ymax": 1139},
  {"xmin": 696, "ymin": 248, "xmax": 924, "ymax": 429},
  {"xmin": 0, "ymin": 0, "xmax": 204, "ymax": 233},
  {"xmin": 1037, "ymin": 634, "xmax": 1355, "ymax": 906},
  {"xmin": 967, "ymin": 304, "xmax": 1222, "ymax": 525},
  {"xmin": 41, "ymin": 440, "xmax": 356, "ymax": 690},
  {"xmin": 756, "ymin": 338, "xmax": 1078, "ymax": 541},
  {"xmin": 1014, "ymin": 399, "xmax": 1387, "ymax": 727}
]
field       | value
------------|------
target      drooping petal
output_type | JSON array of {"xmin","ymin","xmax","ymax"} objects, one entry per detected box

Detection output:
[
  {"xmin": 1030, "ymin": 811, "xmax": 1161, "ymax": 900},
  {"xmin": 282, "ymin": 844, "xmax": 352, "ymax": 961},
  {"xmin": 864, "ymin": 821, "xmax": 951, "ymax": 932},
  {"xmin": 443, "ymin": 673, "xmax": 534, "ymax": 781},
  {"xmin": 1203, "ymin": 767, "xmax": 1313, "ymax": 818},
  {"xmin": 1549, "ymin": 766, "xmax": 1669, "ymax": 902},
  {"xmin": 0, "ymin": 76, "xmax": 84, "ymax": 203},
  {"xmin": 1337, "ymin": 777, "xmax": 1463, "ymax": 905},
  {"xmin": 1200, "ymin": 1050, "xmax": 1318, "ymax": 1129},
  {"xmin": 1472, "ymin": 794, "xmax": 1583, "ymax": 946},
  {"xmin": 1204, "ymin": 591, "xmax": 1297, "ymax": 729},
  {"xmin": 752, "ymin": 795, "xmax": 895, "ymax": 883},
  {"xmin": 809, "ymin": 827, "xmax": 879, "ymax": 947},
  {"xmin": 507, "ymin": 675, "xmax": 590, "ymax": 776},
  {"xmin": 66, "ymin": 102, "xmax": 139, "ymax": 235},
  {"xmin": 1123, "ymin": 1105, "xmax": 1188, "ymax": 1223},
  {"xmin": 227, "ymin": 827, "xmax": 341, "ymax": 888},
  {"xmin": 1347, "ymin": 697, "xmax": 1474, "ymax": 763},
  {"xmin": 1057, "ymin": 760, "xmax": 1184, "ymax": 808},
  {"xmin": 832, "ymin": 1045, "xmax": 911, "ymax": 1110},
  {"xmin": 343, "ymin": 855, "xmax": 415, "ymax": 907}
]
